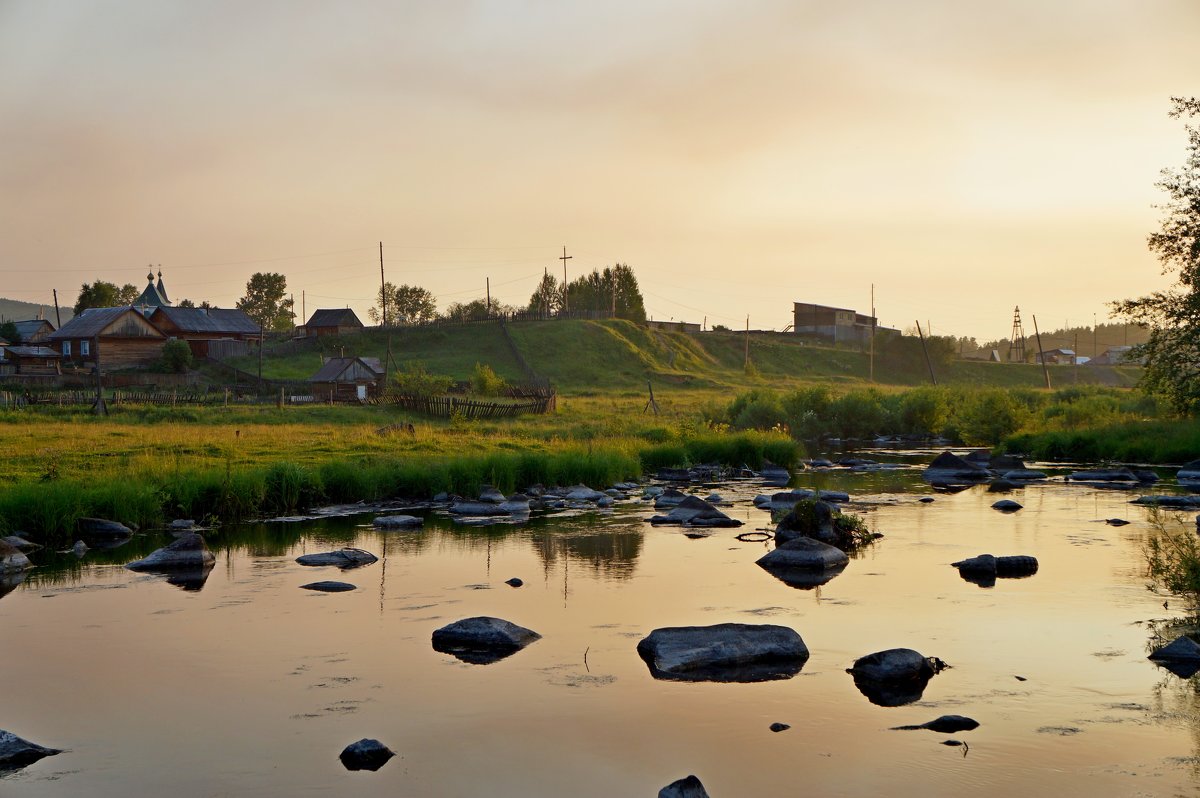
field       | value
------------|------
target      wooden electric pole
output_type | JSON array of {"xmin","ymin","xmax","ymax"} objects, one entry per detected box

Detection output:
[
  {"xmin": 1033, "ymin": 315, "xmax": 1051, "ymax": 389},
  {"xmin": 52, "ymin": 289, "xmax": 62, "ymax": 328},
  {"xmin": 915, "ymin": 320, "xmax": 937, "ymax": 385},
  {"xmin": 560, "ymin": 246, "xmax": 572, "ymax": 313},
  {"xmin": 379, "ymin": 241, "xmax": 387, "ymax": 327},
  {"xmin": 869, "ymin": 283, "xmax": 875, "ymax": 382}
]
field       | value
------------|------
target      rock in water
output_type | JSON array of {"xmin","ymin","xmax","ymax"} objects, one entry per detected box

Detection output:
[
  {"xmin": 338, "ymin": 738, "xmax": 394, "ymax": 771},
  {"xmin": 991, "ymin": 499, "xmax": 1023, "ymax": 512},
  {"xmin": 891, "ymin": 715, "xmax": 980, "ymax": 733},
  {"xmin": 638, "ymin": 623, "xmax": 809, "ymax": 683},
  {"xmin": 951, "ymin": 554, "xmax": 1039, "ymax": 586},
  {"xmin": 2, "ymin": 535, "xmax": 40, "ymax": 552},
  {"xmin": 77, "ymin": 517, "xmax": 132, "ymax": 537},
  {"xmin": 295, "ymin": 548, "xmax": 378, "ymax": 568},
  {"xmin": 300, "ymin": 581, "xmax": 356, "ymax": 592},
  {"xmin": 757, "ymin": 538, "xmax": 849, "ymax": 571},
  {"xmin": 0, "ymin": 539, "xmax": 32, "ymax": 575},
  {"xmin": 0, "ymin": 729, "xmax": 61, "ymax": 769},
  {"xmin": 923, "ymin": 452, "xmax": 990, "ymax": 483},
  {"xmin": 658, "ymin": 775, "xmax": 711, "ymax": 798},
  {"xmin": 1149, "ymin": 635, "xmax": 1200, "ymax": 662},
  {"xmin": 125, "ymin": 533, "xmax": 216, "ymax": 571},
  {"xmin": 432, "ymin": 616, "xmax": 541, "ymax": 664},
  {"xmin": 373, "ymin": 515, "xmax": 423, "ymax": 529},
  {"xmin": 769, "ymin": 722, "xmax": 790, "ymax": 733},
  {"xmin": 505, "ymin": 577, "xmax": 524, "ymax": 588},
  {"xmin": 849, "ymin": 648, "xmax": 948, "ymax": 707}
]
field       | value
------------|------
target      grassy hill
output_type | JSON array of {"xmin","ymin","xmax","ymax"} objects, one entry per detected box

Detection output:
[{"xmin": 221, "ymin": 319, "xmax": 1140, "ymax": 394}]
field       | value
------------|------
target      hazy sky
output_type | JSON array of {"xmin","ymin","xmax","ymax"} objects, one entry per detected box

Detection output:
[{"xmin": 2, "ymin": 0, "xmax": 1197, "ymax": 341}]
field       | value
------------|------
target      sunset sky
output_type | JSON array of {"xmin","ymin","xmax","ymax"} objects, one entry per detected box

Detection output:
[{"xmin": 2, "ymin": 0, "xmax": 1197, "ymax": 341}]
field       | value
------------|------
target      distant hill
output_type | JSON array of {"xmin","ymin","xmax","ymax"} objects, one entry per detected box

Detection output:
[{"xmin": 0, "ymin": 296, "xmax": 72, "ymax": 326}]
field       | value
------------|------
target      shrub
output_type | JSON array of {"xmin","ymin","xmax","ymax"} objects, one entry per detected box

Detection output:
[
  {"xmin": 161, "ymin": 339, "xmax": 193, "ymax": 373},
  {"xmin": 470, "ymin": 362, "xmax": 507, "ymax": 396},
  {"xmin": 391, "ymin": 361, "xmax": 453, "ymax": 397},
  {"xmin": 1144, "ymin": 507, "xmax": 1200, "ymax": 598}
]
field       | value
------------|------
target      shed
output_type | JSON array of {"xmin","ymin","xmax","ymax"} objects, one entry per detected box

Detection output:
[
  {"xmin": 48, "ymin": 307, "xmax": 167, "ymax": 368},
  {"xmin": 308, "ymin": 356, "xmax": 383, "ymax": 401},
  {"xmin": 0, "ymin": 345, "xmax": 63, "ymax": 375},
  {"xmin": 303, "ymin": 308, "xmax": 364, "ymax": 337},
  {"xmin": 9, "ymin": 319, "xmax": 56, "ymax": 344}
]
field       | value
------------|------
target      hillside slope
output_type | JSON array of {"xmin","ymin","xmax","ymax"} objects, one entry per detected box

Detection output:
[
  {"xmin": 230, "ymin": 319, "xmax": 1140, "ymax": 394},
  {"xmin": 0, "ymin": 296, "xmax": 69, "ymax": 325}
]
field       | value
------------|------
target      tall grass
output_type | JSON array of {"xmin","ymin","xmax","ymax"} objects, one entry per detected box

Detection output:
[{"xmin": 1143, "ymin": 507, "xmax": 1200, "ymax": 599}]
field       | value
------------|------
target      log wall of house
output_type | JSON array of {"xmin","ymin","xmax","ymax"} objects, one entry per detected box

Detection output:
[{"xmin": 98, "ymin": 337, "xmax": 166, "ymax": 367}]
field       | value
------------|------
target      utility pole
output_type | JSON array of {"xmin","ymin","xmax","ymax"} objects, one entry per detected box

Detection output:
[
  {"xmin": 1093, "ymin": 312, "xmax": 1098, "ymax": 359},
  {"xmin": 486, "ymin": 277, "xmax": 491, "ymax": 316},
  {"xmin": 915, "ymin": 320, "xmax": 937, "ymax": 385},
  {"xmin": 744, "ymin": 315, "xmax": 750, "ymax": 370},
  {"xmin": 379, "ymin": 241, "xmax": 387, "ymax": 327},
  {"xmin": 52, "ymin": 289, "xmax": 62, "ymax": 328},
  {"xmin": 869, "ymin": 283, "xmax": 875, "ymax": 382},
  {"xmin": 302, "ymin": 291, "xmax": 306, "ymax": 326},
  {"xmin": 258, "ymin": 323, "xmax": 264, "ymax": 392},
  {"xmin": 560, "ymin": 246, "xmax": 572, "ymax": 313},
  {"xmin": 1033, "ymin": 315, "xmax": 1051, "ymax": 389}
]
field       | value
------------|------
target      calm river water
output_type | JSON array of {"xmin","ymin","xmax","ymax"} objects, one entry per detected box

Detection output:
[{"xmin": 3, "ymin": 453, "xmax": 1199, "ymax": 797}]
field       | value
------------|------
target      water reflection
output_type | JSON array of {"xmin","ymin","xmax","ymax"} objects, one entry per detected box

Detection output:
[
  {"xmin": 0, "ymin": 570, "xmax": 27, "ymax": 600},
  {"xmin": 850, "ymin": 672, "xmax": 934, "ymax": 707},
  {"xmin": 757, "ymin": 561, "xmax": 847, "ymax": 590},
  {"xmin": 530, "ymin": 527, "xmax": 643, "ymax": 581}
]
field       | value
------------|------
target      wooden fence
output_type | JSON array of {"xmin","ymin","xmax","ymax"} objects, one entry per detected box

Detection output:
[{"xmin": 375, "ymin": 392, "xmax": 555, "ymax": 418}]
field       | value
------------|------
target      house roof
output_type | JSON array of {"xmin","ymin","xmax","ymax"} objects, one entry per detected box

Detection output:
[
  {"xmin": 309, "ymin": 356, "xmax": 380, "ymax": 383},
  {"xmin": 3, "ymin": 345, "xmax": 59, "ymax": 359},
  {"xmin": 48, "ymin": 307, "xmax": 164, "ymax": 339},
  {"xmin": 305, "ymin": 308, "xmax": 363, "ymax": 328},
  {"xmin": 152, "ymin": 306, "xmax": 259, "ymax": 335}
]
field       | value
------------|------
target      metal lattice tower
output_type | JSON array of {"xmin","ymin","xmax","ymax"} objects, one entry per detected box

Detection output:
[{"xmin": 1009, "ymin": 306, "xmax": 1027, "ymax": 362}]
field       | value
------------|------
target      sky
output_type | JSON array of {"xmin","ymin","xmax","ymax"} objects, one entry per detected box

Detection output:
[{"xmin": 1, "ymin": 0, "xmax": 1197, "ymax": 342}]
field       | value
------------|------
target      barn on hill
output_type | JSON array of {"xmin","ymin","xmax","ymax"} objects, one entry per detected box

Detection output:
[
  {"xmin": 308, "ymin": 356, "xmax": 384, "ymax": 401},
  {"xmin": 301, "ymin": 308, "xmax": 364, "ymax": 337}
]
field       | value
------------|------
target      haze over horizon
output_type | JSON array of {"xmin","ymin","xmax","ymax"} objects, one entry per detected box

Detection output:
[{"xmin": 2, "ymin": 0, "xmax": 1197, "ymax": 342}]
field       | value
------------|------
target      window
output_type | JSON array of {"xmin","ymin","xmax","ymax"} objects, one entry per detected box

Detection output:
[
  {"xmin": 62, "ymin": 341, "xmax": 71, "ymax": 356},
  {"xmin": 80, "ymin": 340, "xmax": 90, "ymax": 356}
]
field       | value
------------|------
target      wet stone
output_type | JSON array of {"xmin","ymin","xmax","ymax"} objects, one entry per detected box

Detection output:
[
  {"xmin": 769, "ymin": 722, "xmax": 790, "ymax": 733},
  {"xmin": 505, "ymin": 577, "xmax": 524, "ymax": 588},
  {"xmin": 338, "ymin": 738, "xmax": 394, "ymax": 771},
  {"xmin": 658, "ymin": 775, "xmax": 711, "ymax": 798},
  {"xmin": 0, "ymin": 730, "xmax": 61, "ymax": 770},
  {"xmin": 432, "ymin": 616, "xmax": 541, "ymax": 664},
  {"xmin": 296, "ymin": 548, "xmax": 378, "ymax": 569},
  {"xmin": 301, "ymin": 581, "xmax": 356, "ymax": 592},
  {"xmin": 638, "ymin": 623, "xmax": 809, "ymax": 683}
]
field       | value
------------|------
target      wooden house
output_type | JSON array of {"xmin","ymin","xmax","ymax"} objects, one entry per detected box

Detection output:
[
  {"xmin": 48, "ymin": 307, "xmax": 167, "ymax": 368},
  {"xmin": 10, "ymin": 319, "xmax": 56, "ymax": 344},
  {"xmin": 308, "ymin": 356, "xmax": 384, "ymax": 401},
  {"xmin": 150, "ymin": 306, "xmax": 260, "ymax": 359},
  {"xmin": 302, "ymin": 308, "xmax": 364, "ymax": 337}
]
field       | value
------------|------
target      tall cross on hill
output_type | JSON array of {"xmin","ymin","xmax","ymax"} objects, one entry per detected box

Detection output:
[{"xmin": 560, "ymin": 246, "xmax": 572, "ymax": 313}]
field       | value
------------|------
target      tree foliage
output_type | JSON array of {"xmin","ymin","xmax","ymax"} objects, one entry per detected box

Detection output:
[
  {"xmin": 160, "ymin": 338, "xmax": 193, "ymax": 373},
  {"xmin": 236, "ymin": 272, "xmax": 294, "ymax": 331},
  {"xmin": 527, "ymin": 272, "xmax": 561, "ymax": 317},
  {"xmin": 73, "ymin": 281, "xmax": 138, "ymax": 315},
  {"xmin": 562, "ymin": 263, "xmax": 646, "ymax": 321},
  {"xmin": 368, "ymin": 282, "xmax": 437, "ymax": 324},
  {"xmin": 0, "ymin": 320, "xmax": 18, "ymax": 343},
  {"xmin": 1114, "ymin": 98, "xmax": 1200, "ymax": 413},
  {"xmin": 442, "ymin": 297, "xmax": 513, "ymax": 322}
]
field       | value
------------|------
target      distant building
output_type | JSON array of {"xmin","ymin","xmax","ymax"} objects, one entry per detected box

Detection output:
[
  {"xmin": 308, "ymin": 356, "xmax": 385, "ymax": 401},
  {"xmin": 792, "ymin": 302, "xmax": 891, "ymax": 345},
  {"xmin": 0, "ymin": 345, "xmax": 62, "ymax": 375},
  {"xmin": 132, "ymin": 269, "xmax": 172, "ymax": 313},
  {"xmin": 301, "ymin": 308, "xmax": 364, "ymax": 337},
  {"xmin": 1035, "ymin": 348, "xmax": 1076, "ymax": 365},
  {"xmin": 1087, "ymin": 345, "xmax": 1138, "ymax": 366},
  {"xmin": 8, "ymin": 319, "xmax": 55, "ymax": 344}
]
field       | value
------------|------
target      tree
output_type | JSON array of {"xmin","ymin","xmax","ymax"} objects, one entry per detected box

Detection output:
[
  {"xmin": 0, "ymin": 320, "xmax": 17, "ymax": 343},
  {"xmin": 527, "ymin": 272, "xmax": 561, "ymax": 317},
  {"xmin": 367, "ymin": 282, "xmax": 437, "ymax": 324},
  {"xmin": 560, "ymin": 263, "xmax": 647, "ymax": 321},
  {"xmin": 1114, "ymin": 98, "xmax": 1200, "ymax": 413},
  {"xmin": 442, "ymin": 298, "xmax": 512, "ymax": 322},
  {"xmin": 236, "ymin": 272, "xmax": 294, "ymax": 331},
  {"xmin": 160, "ymin": 338, "xmax": 193, "ymax": 373},
  {"xmin": 73, "ymin": 281, "xmax": 139, "ymax": 315}
]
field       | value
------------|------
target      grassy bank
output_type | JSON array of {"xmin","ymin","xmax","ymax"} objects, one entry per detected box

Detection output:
[{"xmin": 1003, "ymin": 418, "xmax": 1200, "ymax": 464}]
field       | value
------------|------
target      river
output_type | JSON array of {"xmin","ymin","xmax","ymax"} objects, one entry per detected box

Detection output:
[{"xmin": 2, "ymin": 452, "xmax": 1198, "ymax": 797}]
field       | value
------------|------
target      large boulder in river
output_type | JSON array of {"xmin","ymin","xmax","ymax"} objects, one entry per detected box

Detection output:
[
  {"xmin": 758, "ymin": 538, "xmax": 849, "ymax": 571},
  {"xmin": 126, "ymin": 533, "xmax": 215, "ymax": 571},
  {"xmin": 0, "ymin": 729, "xmax": 61, "ymax": 770},
  {"xmin": 659, "ymin": 775, "xmax": 711, "ymax": 798},
  {"xmin": 0, "ymin": 539, "xmax": 32, "ymax": 575},
  {"xmin": 432, "ymin": 616, "xmax": 541, "ymax": 664},
  {"xmin": 848, "ymin": 648, "xmax": 948, "ymax": 707},
  {"xmin": 1178, "ymin": 460, "xmax": 1200, "ymax": 484},
  {"xmin": 296, "ymin": 548, "xmax": 378, "ymax": 568},
  {"xmin": 951, "ymin": 554, "xmax": 1039, "ymax": 585},
  {"xmin": 775, "ymin": 499, "xmax": 836, "ymax": 545},
  {"xmin": 637, "ymin": 623, "xmax": 809, "ymax": 683},
  {"xmin": 759, "ymin": 461, "xmax": 791, "ymax": 486},
  {"xmin": 923, "ymin": 452, "xmax": 990, "ymax": 483},
  {"xmin": 373, "ymin": 515, "xmax": 422, "ymax": 529},
  {"xmin": 1149, "ymin": 635, "xmax": 1200, "ymax": 678},
  {"xmin": 2, "ymin": 535, "xmax": 39, "ymax": 552}
]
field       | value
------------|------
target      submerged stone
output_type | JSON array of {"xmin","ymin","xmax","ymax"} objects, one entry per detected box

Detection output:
[
  {"xmin": 891, "ymin": 715, "xmax": 980, "ymax": 733},
  {"xmin": 77, "ymin": 517, "xmax": 132, "ymax": 537},
  {"xmin": 991, "ymin": 499, "xmax": 1023, "ymax": 512},
  {"xmin": 296, "ymin": 548, "xmax": 378, "ymax": 568},
  {"xmin": 0, "ymin": 539, "xmax": 32, "ymax": 575},
  {"xmin": 373, "ymin": 515, "xmax": 423, "ymax": 529},
  {"xmin": 301, "ymin": 581, "xmax": 356, "ymax": 592}
]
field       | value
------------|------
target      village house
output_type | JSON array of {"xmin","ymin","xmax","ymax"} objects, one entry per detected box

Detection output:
[
  {"xmin": 1035, "ymin": 348, "xmax": 1077, "ymax": 365},
  {"xmin": 48, "ymin": 306, "xmax": 167, "ymax": 368},
  {"xmin": 8, "ymin": 319, "xmax": 56, "ymax": 344},
  {"xmin": 0, "ymin": 345, "xmax": 63, "ymax": 375},
  {"xmin": 150, "ymin": 306, "xmax": 260, "ymax": 359},
  {"xmin": 308, "ymin": 356, "xmax": 384, "ymax": 401},
  {"xmin": 300, "ymin": 308, "xmax": 364, "ymax": 337}
]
